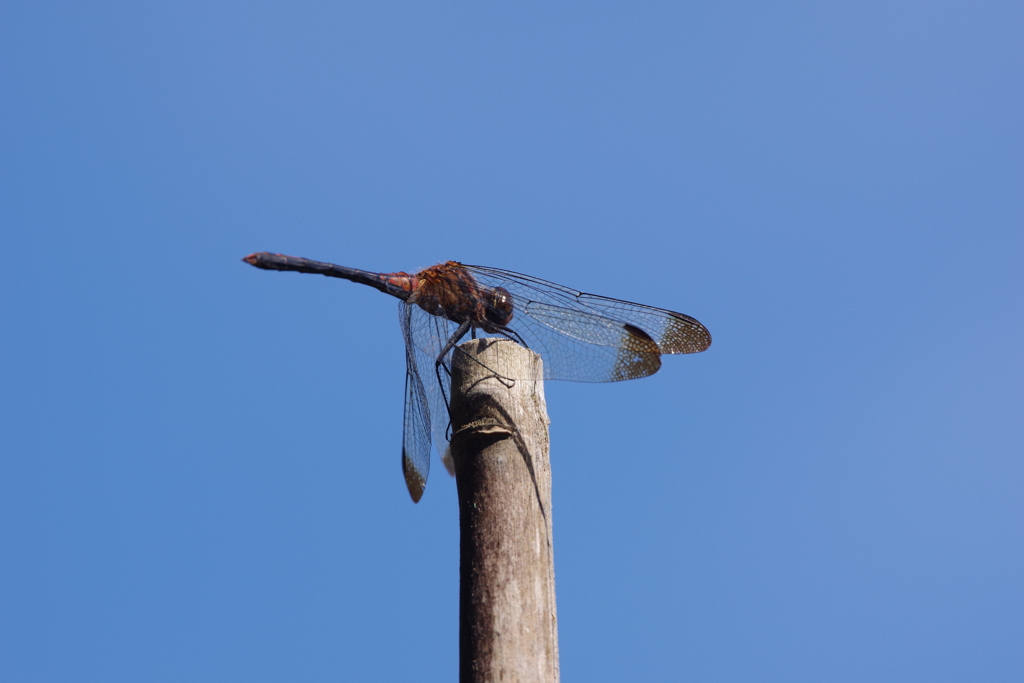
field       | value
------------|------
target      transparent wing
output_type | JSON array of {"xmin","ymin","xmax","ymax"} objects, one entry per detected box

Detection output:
[
  {"xmin": 461, "ymin": 265, "xmax": 711, "ymax": 382},
  {"xmin": 399, "ymin": 301, "xmax": 462, "ymax": 500},
  {"xmin": 400, "ymin": 365, "xmax": 431, "ymax": 503},
  {"xmin": 399, "ymin": 303, "xmax": 441, "ymax": 502}
]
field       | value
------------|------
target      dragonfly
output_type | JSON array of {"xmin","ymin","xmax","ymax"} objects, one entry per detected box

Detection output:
[{"xmin": 243, "ymin": 252, "xmax": 711, "ymax": 502}]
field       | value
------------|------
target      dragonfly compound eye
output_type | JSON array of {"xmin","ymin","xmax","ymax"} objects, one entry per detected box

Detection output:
[{"xmin": 484, "ymin": 286, "xmax": 514, "ymax": 328}]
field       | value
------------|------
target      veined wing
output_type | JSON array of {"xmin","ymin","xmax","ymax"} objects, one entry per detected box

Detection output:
[
  {"xmin": 399, "ymin": 301, "xmax": 462, "ymax": 500},
  {"xmin": 465, "ymin": 265, "xmax": 711, "ymax": 354},
  {"xmin": 400, "ymin": 364, "xmax": 431, "ymax": 503},
  {"xmin": 399, "ymin": 304, "xmax": 435, "ymax": 502},
  {"xmin": 462, "ymin": 265, "xmax": 710, "ymax": 382}
]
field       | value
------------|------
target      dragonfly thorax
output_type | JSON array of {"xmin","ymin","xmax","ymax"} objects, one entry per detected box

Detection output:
[{"xmin": 413, "ymin": 262, "xmax": 514, "ymax": 334}]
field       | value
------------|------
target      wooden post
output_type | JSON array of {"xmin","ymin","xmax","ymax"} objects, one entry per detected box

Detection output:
[{"xmin": 449, "ymin": 338, "xmax": 559, "ymax": 683}]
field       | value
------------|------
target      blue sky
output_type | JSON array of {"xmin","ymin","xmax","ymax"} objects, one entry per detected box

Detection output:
[{"xmin": 2, "ymin": 2, "xmax": 1021, "ymax": 681}]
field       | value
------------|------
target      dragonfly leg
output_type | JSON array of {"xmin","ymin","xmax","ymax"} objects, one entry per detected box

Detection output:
[
  {"xmin": 435, "ymin": 320, "xmax": 472, "ymax": 378},
  {"xmin": 478, "ymin": 326, "xmax": 527, "ymax": 388},
  {"xmin": 451, "ymin": 324, "xmax": 522, "ymax": 390},
  {"xmin": 434, "ymin": 320, "xmax": 523, "ymax": 441},
  {"xmin": 433, "ymin": 319, "xmax": 472, "ymax": 413},
  {"xmin": 497, "ymin": 325, "xmax": 529, "ymax": 349}
]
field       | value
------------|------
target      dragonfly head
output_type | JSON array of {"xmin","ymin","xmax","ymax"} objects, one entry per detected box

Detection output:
[{"xmin": 482, "ymin": 286, "xmax": 514, "ymax": 331}]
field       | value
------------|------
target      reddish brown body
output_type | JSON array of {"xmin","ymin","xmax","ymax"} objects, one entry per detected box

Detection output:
[{"xmin": 392, "ymin": 262, "xmax": 514, "ymax": 333}]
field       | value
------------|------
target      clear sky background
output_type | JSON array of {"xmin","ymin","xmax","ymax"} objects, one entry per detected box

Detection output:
[{"xmin": 2, "ymin": 2, "xmax": 1021, "ymax": 681}]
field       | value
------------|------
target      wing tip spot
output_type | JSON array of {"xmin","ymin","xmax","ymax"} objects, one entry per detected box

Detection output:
[{"xmin": 402, "ymin": 450, "xmax": 426, "ymax": 503}]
